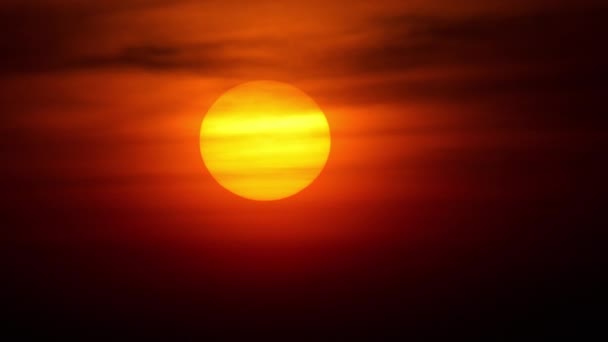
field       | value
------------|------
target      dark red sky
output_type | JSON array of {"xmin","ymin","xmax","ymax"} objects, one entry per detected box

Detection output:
[{"xmin": 1, "ymin": 0, "xmax": 605, "ymax": 339}]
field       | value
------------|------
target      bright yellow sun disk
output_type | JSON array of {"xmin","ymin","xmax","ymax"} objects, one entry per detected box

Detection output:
[{"xmin": 200, "ymin": 81, "xmax": 331, "ymax": 201}]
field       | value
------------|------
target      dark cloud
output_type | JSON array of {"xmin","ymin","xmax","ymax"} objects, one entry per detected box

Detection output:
[
  {"xmin": 71, "ymin": 41, "xmax": 279, "ymax": 74},
  {"xmin": 359, "ymin": 10, "xmax": 606, "ymax": 71},
  {"xmin": 3, "ymin": 1, "xmax": 604, "ymax": 86},
  {"xmin": 316, "ymin": 5, "xmax": 607, "ymax": 120},
  {"xmin": 0, "ymin": 1, "xmax": 200, "ymax": 75}
]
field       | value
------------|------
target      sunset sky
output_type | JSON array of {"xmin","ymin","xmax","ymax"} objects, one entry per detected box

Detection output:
[{"xmin": 2, "ymin": 0, "xmax": 605, "ymax": 339}]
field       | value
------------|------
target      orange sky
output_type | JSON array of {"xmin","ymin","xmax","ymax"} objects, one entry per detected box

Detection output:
[
  {"xmin": 2, "ymin": 0, "xmax": 605, "ymax": 338},
  {"xmin": 1, "ymin": 0, "xmax": 603, "ymax": 242}
]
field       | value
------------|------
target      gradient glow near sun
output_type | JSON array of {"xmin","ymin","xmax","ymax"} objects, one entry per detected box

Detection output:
[{"xmin": 200, "ymin": 81, "xmax": 331, "ymax": 201}]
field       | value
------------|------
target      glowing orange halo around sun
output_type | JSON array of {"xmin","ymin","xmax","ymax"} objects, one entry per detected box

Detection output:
[{"xmin": 200, "ymin": 81, "xmax": 331, "ymax": 201}]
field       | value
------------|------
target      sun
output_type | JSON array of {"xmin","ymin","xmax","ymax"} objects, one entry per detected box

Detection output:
[{"xmin": 200, "ymin": 81, "xmax": 331, "ymax": 201}]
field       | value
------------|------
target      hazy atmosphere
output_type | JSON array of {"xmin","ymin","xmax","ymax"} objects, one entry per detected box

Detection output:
[{"xmin": 2, "ymin": 0, "xmax": 605, "ymax": 339}]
